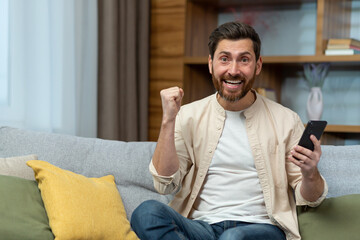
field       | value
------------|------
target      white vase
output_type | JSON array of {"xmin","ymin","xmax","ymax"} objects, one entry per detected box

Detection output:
[{"xmin": 307, "ymin": 87, "xmax": 323, "ymax": 120}]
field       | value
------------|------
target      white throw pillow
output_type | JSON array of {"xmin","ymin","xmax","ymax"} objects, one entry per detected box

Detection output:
[{"xmin": 0, "ymin": 154, "xmax": 38, "ymax": 180}]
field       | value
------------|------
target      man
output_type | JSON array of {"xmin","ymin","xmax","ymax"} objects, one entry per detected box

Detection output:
[{"xmin": 131, "ymin": 22, "xmax": 327, "ymax": 240}]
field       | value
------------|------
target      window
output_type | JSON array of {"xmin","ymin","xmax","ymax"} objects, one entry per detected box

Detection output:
[{"xmin": 0, "ymin": 0, "xmax": 9, "ymax": 106}]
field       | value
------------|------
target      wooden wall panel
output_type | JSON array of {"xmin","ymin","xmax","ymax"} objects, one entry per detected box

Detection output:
[
  {"xmin": 185, "ymin": 2, "xmax": 218, "ymax": 57},
  {"xmin": 183, "ymin": 64, "xmax": 214, "ymax": 103},
  {"xmin": 148, "ymin": 0, "xmax": 186, "ymax": 141}
]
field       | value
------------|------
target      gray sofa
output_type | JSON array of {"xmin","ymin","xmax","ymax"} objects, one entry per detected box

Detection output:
[
  {"xmin": 1, "ymin": 126, "xmax": 360, "ymax": 239},
  {"xmin": 0, "ymin": 126, "xmax": 172, "ymax": 220}
]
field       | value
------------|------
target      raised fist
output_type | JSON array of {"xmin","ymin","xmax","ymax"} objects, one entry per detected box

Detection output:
[{"xmin": 160, "ymin": 87, "xmax": 184, "ymax": 123}]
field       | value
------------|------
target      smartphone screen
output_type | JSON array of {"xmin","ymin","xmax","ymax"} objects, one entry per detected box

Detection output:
[{"xmin": 298, "ymin": 120, "xmax": 327, "ymax": 151}]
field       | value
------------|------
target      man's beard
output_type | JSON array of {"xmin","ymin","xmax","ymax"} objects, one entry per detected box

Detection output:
[{"xmin": 212, "ymin": 68, "xmax": 256, "ymax": 103}]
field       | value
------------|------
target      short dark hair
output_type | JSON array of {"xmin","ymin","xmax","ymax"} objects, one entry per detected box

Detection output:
[{"xmin": 208, "ymin": 22, "xmax": 261, "ymax": 61}]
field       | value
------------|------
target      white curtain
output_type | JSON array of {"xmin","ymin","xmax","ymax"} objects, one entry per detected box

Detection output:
[{"xmin": 0, "ymin": 0, "xmax": 97, "ymax": 137}]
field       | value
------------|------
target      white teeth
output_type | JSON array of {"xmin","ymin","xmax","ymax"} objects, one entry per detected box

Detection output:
[{"xmin": 225, "ymin": 80, "xmax": 242, "ymax": 84}]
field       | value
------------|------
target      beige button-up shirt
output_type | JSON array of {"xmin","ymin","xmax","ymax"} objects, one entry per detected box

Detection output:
[{"xmin": 150, "ymin": 91, "xmax": 328, "ymax": 240}]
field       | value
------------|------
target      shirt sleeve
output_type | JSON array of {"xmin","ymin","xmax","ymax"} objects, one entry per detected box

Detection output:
[
  {"xmin": 286, "ymin": 113, "xmax": 328, "ymax": 207},
  {"xmin": 148, "ymin": 110, "xmax": 192, "ymax": 195},
  {"xmin": 295, "ymin": 175, "xmax": 329, "ymax": 207},
  {"xmin": 149, "ymin": 159, "xmax": 181, "ymax": 195}
]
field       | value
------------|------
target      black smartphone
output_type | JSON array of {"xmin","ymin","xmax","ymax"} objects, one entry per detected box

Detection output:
[{"xmin": 298, "ymin": 120, "xmax": 328, "ymax": 151}]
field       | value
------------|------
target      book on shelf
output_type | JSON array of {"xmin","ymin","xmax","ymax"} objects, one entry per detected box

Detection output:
[
  {"xmin": 326, "ymin": 44, "xmax": 360, "ymax": 51},
  {"xmin": 256, "ymin": 88, "xmax": 277, "ymax": 102},
  {"xmin": 327, "ymin": 38, "xmax": 360, "ymax": 48},
  {"xmin": 325, "ymin": 48, "xmax": 360, "ymax": 56}
]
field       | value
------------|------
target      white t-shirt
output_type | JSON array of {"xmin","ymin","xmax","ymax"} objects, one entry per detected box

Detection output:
[{"xmin": 191, "ymin": 110, "xmax": 271, "ymax": 224}]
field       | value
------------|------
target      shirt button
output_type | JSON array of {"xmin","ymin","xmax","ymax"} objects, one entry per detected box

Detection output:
[{"xmin": 200, "ymin": 173, "xmax": 203, "ymax": 177}]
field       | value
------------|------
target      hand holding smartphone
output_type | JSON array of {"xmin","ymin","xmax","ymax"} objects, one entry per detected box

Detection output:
[
  {"xmin": 298, "ymin": 120, "xmax": 327, "ymax": 151},
  {"xmin": 294, "ymin": 120, "xmax": 327, "ymax": 160}
]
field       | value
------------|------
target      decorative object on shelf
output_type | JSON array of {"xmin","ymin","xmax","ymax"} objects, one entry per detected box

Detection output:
[
  {"xmin": 307, "ymin": 87, "xmax": 323, "ymax": 120},
  {"xmin": 227, "ymin": 7, "xmax": 268, "ymax": 27},
  {"xmin": 256, "ymin": 87, "xmax": 277, "ymax": 102},
  {"xmin": 303, "ymin": 63, "xmax": 330, "ymax": 120},
  {"xmin": 224, "ymin": 7, "xmax": 275, "ymax": 35}
]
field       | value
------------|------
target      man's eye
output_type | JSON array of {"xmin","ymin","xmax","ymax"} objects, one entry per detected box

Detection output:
[
  {"xmin": 220, "ymin": 57, "xmax": 228, "ymax": 62},
  {"xmin": 241, "ymin": 58, "xmax": 249, "ymax": 62}
]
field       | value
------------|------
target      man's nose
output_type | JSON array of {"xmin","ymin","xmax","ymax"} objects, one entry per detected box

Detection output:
[{"xmin": 228, "ymin": 61, "xmax": 241, "ymax": 77}]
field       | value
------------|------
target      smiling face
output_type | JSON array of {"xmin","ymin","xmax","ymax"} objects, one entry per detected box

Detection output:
[{"xmin": 209, "ymin": 38, "xmax": 262, "ymax": 110}]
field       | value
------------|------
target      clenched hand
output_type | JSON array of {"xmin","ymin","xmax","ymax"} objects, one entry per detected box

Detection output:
[{"xmin": 160, "ymin": 87, "xmax": 184, "ymax": 123}]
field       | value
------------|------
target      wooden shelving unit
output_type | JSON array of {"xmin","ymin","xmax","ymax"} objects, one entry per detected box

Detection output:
[
  {"xmin": 325, "ymin": 125, "xmax": 360, "ymax": 133},
  {"xmin": 263, "ymin": 55, "xmax": 360, "ymax": 64},
  {"xmin": 181, "ymin": 0, "xmax": 359, "ymax": 145},
  {"xmin": 184, "ymin": 55, "xmax": 360, "ymax": 65},
  {"xmin": 148, "ymin": 0, "xmax": 360, "ymax": 144}
]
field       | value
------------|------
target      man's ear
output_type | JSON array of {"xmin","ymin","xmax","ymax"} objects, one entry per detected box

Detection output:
[
  {"xmin": 208, "ymin": 55, "xmax": 213, "ymax": 74},
  {"xmin": 256, "ymin": 56, "xmax": 262, "ymax": 75}
]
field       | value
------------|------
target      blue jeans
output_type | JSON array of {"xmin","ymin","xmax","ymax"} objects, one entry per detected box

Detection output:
[{"xmin": 130, "ymin": 200, "xmax": 286, "ymax": 240}]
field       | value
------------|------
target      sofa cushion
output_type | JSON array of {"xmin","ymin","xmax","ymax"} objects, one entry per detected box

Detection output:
[
  {"xmin": 320, "ymin": 145, "xmax": 360, "ymax": 198},
  {"xmin": 0, "ymin": 175, "xmax": 54, "ymax": 240},
  {"xmin": 0, "ymin": 154, "xmax": 37, "ymax": 180},
  {"xmin": 297, "ymin": 194, "xmax": 360, "ymax": 240},
  {"xmin": 0, "ymin": 126, "xmax": 173, "ymax": 219},
  {"xmin": 27, "ymin": 160, "xmax": 139, "ymax": 240}
]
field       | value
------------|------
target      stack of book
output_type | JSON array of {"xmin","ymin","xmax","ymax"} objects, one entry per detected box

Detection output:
[
  {"xmin": 256, "ymin": 88, "xmax": 277, "ymax": 102},
  {"xmin": 325, "ymin": 38, "xmax": 360, "ymax": 55}
]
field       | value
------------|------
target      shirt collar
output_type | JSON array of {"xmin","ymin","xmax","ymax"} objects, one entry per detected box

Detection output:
[
  {"xmin": 212, "ymin": 89, "xmax": 262, "ymax": 119},
  {"xmin": 243, "ymin": 89, "xmax": 263, "ymax": 119}
]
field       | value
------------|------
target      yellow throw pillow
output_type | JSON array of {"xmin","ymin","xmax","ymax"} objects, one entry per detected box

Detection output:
[{"xmin": 27, "ymin": 160, "xmax": 139, "ymax": 240}]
